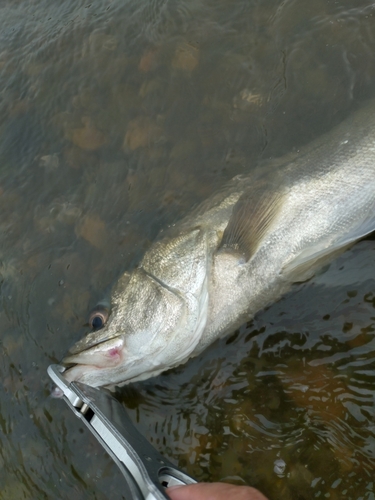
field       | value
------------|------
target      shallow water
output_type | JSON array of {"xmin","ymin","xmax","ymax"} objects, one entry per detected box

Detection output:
[{"xmin": 0, "ymin": 0, "xmax": 374, "ymax": 498}]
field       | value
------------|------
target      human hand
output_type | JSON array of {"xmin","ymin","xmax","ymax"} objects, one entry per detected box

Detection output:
[{"xmin": 167, "ymin": 482, "xmax": 269, "ymax": 500}]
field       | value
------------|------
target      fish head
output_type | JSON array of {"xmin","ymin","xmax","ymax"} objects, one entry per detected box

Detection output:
[{"xmin": 63, "ymin": 229, "xmax": 210, "ymax": 388}]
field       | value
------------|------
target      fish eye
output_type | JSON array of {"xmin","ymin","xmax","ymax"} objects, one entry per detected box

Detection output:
[{"xmin": 88, "ymin": 305, "xmax": 109, "ymax": 331}]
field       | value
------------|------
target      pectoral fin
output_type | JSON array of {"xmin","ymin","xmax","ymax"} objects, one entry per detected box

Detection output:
[{"xmin": 220, "ymin": 188, "xmax": 283, "ymax": 261}]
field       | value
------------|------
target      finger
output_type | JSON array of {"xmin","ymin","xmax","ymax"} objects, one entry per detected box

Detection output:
[{"xmin": 167, "ymin": 482, "xmax": 269, "ymax": 500}]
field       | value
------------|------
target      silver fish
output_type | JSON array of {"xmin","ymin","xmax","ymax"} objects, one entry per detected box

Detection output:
[{"xmin": 63, "ymin": 102, "xmax": 375, "ymax": 388}]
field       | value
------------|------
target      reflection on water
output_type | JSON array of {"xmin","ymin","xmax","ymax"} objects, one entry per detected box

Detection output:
[{"xmin": 0, "ymin": 0, "xmax": 374, "ymax": 498}]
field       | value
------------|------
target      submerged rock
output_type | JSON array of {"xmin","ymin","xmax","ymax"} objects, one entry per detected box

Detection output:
[
  {"xmin": 71, "ymin": 118, "xmax": 107, "ymax": 151},
  {"xmin": 172, "ymin": 42, "xmax": 199, "ymax": 71},
  {"xmin": 123, "ymin": 116, "xmax": 163, "ymax": 151},
  {"xmin": 75, "ymin": 213, "xmax": 108, "ymax": 249}
]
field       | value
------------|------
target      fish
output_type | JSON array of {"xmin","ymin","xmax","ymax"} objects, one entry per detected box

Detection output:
[{"xmin": 62, "ymin": 101, "xmax": 375, "ymax": 388}]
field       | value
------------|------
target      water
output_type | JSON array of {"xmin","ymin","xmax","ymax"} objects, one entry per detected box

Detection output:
[{"xmin": 0, "ymin": 0, "xmax": 374, "ymax": 498}]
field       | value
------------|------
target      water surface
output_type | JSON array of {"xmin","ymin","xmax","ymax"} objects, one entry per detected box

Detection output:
[{"xmin": 0, "ymin": 0, "xmax": 375, "ymax": 498}]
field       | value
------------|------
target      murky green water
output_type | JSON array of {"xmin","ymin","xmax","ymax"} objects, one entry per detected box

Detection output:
[{"xmin": 0, "ymin": 0, "xmax": 374, "ymax": 498}]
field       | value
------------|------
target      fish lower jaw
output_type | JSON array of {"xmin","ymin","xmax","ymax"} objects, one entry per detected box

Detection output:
[
  {"xmin": 62, "ymin": 363, "xmax": 102, "ymax": 386},
  {"xmin": 61, "ymin": 348, "xmax": 125, "ymax": 386},
  {"xmin": 62, "ymin": 360, "xmax": 165, "ymax": 388}
]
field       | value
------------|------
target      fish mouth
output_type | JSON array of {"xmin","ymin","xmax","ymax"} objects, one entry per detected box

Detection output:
[
  {"xmin": 62, "ymin": 334, "xmax": 125, "ymax": 371},
  {"xmin": 61, "ymin": 334, "xmax": 172, "ymax": 388}
]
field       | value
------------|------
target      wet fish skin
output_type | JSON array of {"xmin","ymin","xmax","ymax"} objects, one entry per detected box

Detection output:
[{"xmin": 63, "ymin": 101, "xmax": 375, "ymax": 388}]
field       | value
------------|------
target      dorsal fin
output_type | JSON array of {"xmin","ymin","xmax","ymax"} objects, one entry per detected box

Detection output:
[{"xmin": 220, "ymin": 188, "xmax": 283, "ymax": 261}]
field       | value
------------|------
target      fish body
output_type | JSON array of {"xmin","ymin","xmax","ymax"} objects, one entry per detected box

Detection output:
[{"xmin": 63, "ymin": 102, "xmax": 375, "ymax": 388}]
